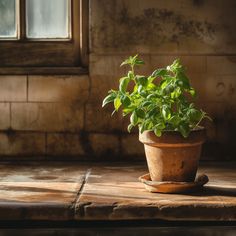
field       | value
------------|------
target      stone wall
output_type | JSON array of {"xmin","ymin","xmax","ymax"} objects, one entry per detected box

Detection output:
[{"xmin": 0, "ymin": 0, "xmax": 235, "ymax": 160}]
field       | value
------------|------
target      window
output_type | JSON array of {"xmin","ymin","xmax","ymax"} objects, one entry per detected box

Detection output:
[{"xmin": 0, "ymin": 0, "xmax": 88, "ymax": 74}]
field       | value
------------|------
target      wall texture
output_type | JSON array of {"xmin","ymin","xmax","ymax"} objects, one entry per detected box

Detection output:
[{"xmin": 0, "ymin": 0, "xmax": 235, "ymax": 160}]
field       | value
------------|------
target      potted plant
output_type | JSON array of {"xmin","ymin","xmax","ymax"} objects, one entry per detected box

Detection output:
[{"xmin": 102, "ymin": 55, "xmax": 210, "ymax": 187}]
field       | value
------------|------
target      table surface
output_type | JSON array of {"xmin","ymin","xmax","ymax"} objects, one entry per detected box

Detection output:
[{"xmin": 0, "ymin": 162, "xmax": 235, "ymax": 221}]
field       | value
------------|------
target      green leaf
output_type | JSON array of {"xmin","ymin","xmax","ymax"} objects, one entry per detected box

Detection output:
[
  {"xmin": 132, "ymin": 55, "xmax": 144, "ymax": 66},
  {"xmin": 141, "ymin": 101, "xmax": 152, "ymax": 108},
  {"xmin": 160, "ymin": 80, "xmax": 168, "ymax": 90},
  {"xmin": 136, "ymin": 109, "xmax": 145, "ymax": 119},
  {"xmin": 133, "ymin": 84, "xmax": 138, "ymax": 92},
  {"xmin": 121, "ymin": 95, "xmax": 131, "ymax": 108},
  {"xmin": 188, "ymin": 108, "xmax": 202, "ymax": 123},
  {"xmin": 139, "ymin": 121, "xmax": 147, "ymax": 133},
  {"xmin": 146, "ymin": 94, "xmax": 156, "ymax": 100},
  {"xmin": 178, "ymin": 122, "xmax": 190, "ymax": 138},
  {"xmin": 135, "ymin": 59, "xmax": 144, "ymax": 65},
  {"xmin": 111, "ymin": 109, "xmax": 116, "ymax": 116},
  {"xmin": 119, "ymin": 77, "xmax": 130, "ymax": 93},
  {"xmin": 140, "ymin": 91, "xmax": 148, "ymax": 97},
  {"xmin": 128, "ymin": 71, "xmax": 134, "ymax": 80},
  {"xmin": 189, "ymin": 103, "xmax": 194, "ymax": 109},
  {"xmin": 169, "ymin": 115, "xmax": 181, "ymax": 126},
  {"xmin": 130, "ymin": 111, "xmax": 138, "ymax": 125},
  {"xmin": 162, "ymin": 105, "xmax": 171, "ymax": 120},
  {"xmin": 127, "ymin": 123, "xmax": 134, "ymax": 132},
  {"xmin": 154, "ymin": 128, "xmax": 162, "ymax": 137},
  {"xmin": 135, "ymin": 75, "xmax": 147, "ymax": 86},
  {"xmin": 120, "ymin": 55, "xmax": 144, "ymax": 67},
  {"xmin": 114, "ymin": 97, "xmax": 121, "ymax": 111},
  {"xmin": 120, "ymin": 59, "xmax": 130, "ymax": 67},
  {"xmin": 168, "ymin": 59, "xmax": 184, "ymax": 73},
  {"xmin": 152, "ymin": 68, "xmax": 168, "ymax": 77},
  {"xmin": 189, "ymin": 88, "xmax": 196, "ymax": 97},
  {"xmin": 138, "ymin": 85, "xmax": 143, "ymax": 93},
  {"xmin": 176, "ymin": 72, "xmax": 190, "ymax": 89},
  {"xmin": 160, "ymin": 78, "xmax": 173, "ymax": 90},
  {"xmin": 171, "ymin": 87, "xmax": 181, "ymax": 99},
  {"xmin": 102, "ymin": 93, "xmax": 116, "ymax": 107},
  {"xmin": 120, "ymin": 56, "xmax": 133, "ymax": 67},
  {"xmin": 147, "ymin": 108, "xmax": 158, "ymax": 118},
  {"xmin": 164, "ymin": 84, "xmax": 175, "ymax": 94},
  {"xmin": 147, "ymin": 82, "xmax": 157, "ymax": 90},
  {"xmin": 130, "ymin": 55, "xmax": 138, "ymax": 65},
  {"xmin": 140, "ymin": 119, "xmax": 153, "ymax": 133},
  {"xmin": 154, "ymin": 122, "xmax": 165, "ymax": 130},
  {"xmin": 147, "ymin": 76, "xmax": 156, "ymax": 83},
  {"xmin": 123, "ymin": 106, "xmax": 135, "ymax": 116}
]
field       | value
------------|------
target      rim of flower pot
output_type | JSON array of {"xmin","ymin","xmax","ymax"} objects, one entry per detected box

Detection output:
[{"xmin": 139, "ymin": 126, "xmax": 206, "ymax": 147}]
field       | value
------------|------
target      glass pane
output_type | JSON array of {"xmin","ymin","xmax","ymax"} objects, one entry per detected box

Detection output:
[
  {"xmin": 0, "ymin": 0, "xmax": 16, "ymax": 38},
  {"xmin": 26, "ymin": 0, "xmax": 70, "ymax": 39}
]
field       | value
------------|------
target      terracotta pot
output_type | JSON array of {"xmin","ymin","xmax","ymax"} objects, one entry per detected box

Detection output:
[{"xmin": 139, "ymin": 128, "xmax": 206, "ymax": 182}]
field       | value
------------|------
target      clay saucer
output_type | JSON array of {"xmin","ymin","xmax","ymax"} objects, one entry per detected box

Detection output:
[{"xmin": 139, "ymin": 174, "xmax": 209, "ymax": 194}]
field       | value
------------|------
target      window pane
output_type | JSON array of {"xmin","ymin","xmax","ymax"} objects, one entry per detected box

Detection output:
[
  {"xmin": 26, "ymin": 0, "xmax": 70, "ymax": 39},
  {"xmin": 0, "ymin": 0, "xmax": 16, "ymax": 38}
]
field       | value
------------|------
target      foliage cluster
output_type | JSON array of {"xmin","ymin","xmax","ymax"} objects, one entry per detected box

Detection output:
[{"xmin": 102, "ymin": 55, "xmax": 210, "ymax": 138}]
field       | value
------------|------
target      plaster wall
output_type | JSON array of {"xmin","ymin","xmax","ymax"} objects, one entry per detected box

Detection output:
[{"xmin": 0, "ymin": 0, "xmax": 235, "ymax": 160}]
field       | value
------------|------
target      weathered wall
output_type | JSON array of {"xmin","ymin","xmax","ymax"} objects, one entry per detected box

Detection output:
[{"xmin": 0, "ymin": 0, "xmax": 235, "ymax": 160}]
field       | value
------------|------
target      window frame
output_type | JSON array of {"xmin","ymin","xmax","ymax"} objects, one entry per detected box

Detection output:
[{"xmin": 0, "ymin": 0, "xmax": 88, "ymax": 75}]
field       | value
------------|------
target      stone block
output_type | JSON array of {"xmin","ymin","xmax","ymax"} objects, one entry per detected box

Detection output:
[
  {"xmin": 90, "ymin": 54, "xmax": 152, "ymax": 77},
  {"xmin": 89, "ymin": 133, "xmax": 120, "ymax": 157},
  {"xmin": 0, "ymin": 76, "xmax": 27, "ymax": 102},
  {"xmin": 90, "ymin": 0, "xmax": 236, "ymax": 54},
  {"xmin": 186, "ymin": 74, "xmax": 236, "ymax": 104},
  {"xmin": 0, "ymin": 103, "xmax": 10, "ymax": 130},
  {"xmin": 207, "ymin": 56, "xmax": 236, "ymax": 75},
  {"xmin": 197, "ymin": 101, "xmax": 236, "ymax": 160},
  {"xmin": 90, "ymin": 54, "xmax": 126, "ymax": 77},
  {"xmin": 0, "ymin": 132, "xmax": 45, "ymax": 156},
  {"xmin": 89, "ymin": 75, "xmax": 119, "ymax": 103},
  {"xmin": 189, "ymin": 73, "xmax": 210, "ymax": 102},
  {"xmin": 47, "ymin": 133, "xmax": 85, "ymax": 156},
  {"xmin": 150, "ymin": 55, "xmax": 207, "ymax": 74},
  {"xmin": 85, "ymin": 102, "xmax": 123, "ymax": 132},
  {"xmin": 11, "ymin": 102, "xmax": 84, "ymax": 132},
  {"xmin": 197, "ymin": 101, "xmax": 234, "ymax": 122},
  {"xmin": 28, "ymin": 75, "xmax": 89, "ymax": 103},
  {"xmin": 202, "ymin": 75, "xmax": 236, "ymax": 103},
  {"xmin": 121, "ymin": 134, "xmax": 145, "ymax": 158}
]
